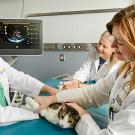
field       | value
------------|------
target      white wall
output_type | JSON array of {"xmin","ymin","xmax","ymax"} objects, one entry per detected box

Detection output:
[
  {"xmin": 26, "ymin": 0, "xmax": 134, "ymax": 43},
  {"xmin": 24, "ymin": 0, "xmax": 134, "ymax": 14},
  {"xmin": 0, "ymin": 0, "xmax": 134, "ymax": 18},
  {"xmin": 0, "ymin": 0, "xmax": 22, "ymax": 18},
  {"xmin": 31, "ymin": 12, "xmax": 116, "ymax": 43}
]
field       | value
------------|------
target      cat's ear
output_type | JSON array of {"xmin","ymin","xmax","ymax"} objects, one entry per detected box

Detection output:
[
  {"xmin": 68, "ymin": 106, "xmax": 78, "ymax": 115},
  {"xmin": 61, "ymin": 103, "xmax": 68, "ymax": 111},
  {"xmin": 74, "ymin": 114, "xmax": 80, "ymax": 121}
]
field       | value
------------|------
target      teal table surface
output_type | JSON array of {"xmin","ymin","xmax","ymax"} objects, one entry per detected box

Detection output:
[
  {"xmin": 44, "ymin": 78, "xmax": 61, "ymax": 89},
  {"xmin": 0, "ymin": 119, "xmax": 76, "ymax": 135}
]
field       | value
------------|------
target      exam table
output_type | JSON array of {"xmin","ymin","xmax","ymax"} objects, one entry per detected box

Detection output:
[{"xmin": 0, "ymin": 78, "xmax": 108, "ymax": 135}]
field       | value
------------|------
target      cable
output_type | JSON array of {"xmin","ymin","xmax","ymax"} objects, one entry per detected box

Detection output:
[{"xmin": 21, "ymin": 0, "xmax": 24, "ymax": 19}]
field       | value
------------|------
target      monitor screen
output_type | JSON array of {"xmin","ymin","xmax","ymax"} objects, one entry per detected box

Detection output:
[{"xmin": 0, "ymin": 19, "xmax": 42, "ymax": 55}]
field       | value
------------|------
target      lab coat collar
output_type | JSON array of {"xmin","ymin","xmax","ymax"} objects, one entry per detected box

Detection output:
[
  {"xmin": 95, "ymin": 55, "xmax": 100, "ymax": 72},
  {"xmin": 0, "ymin": 67, "xmax": 10, "ymax": 105},
  {"xmin": 121, "ymin": 88, "xmax": 135, "ymax": 110}
]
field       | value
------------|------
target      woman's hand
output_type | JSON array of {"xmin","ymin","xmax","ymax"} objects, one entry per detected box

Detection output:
[
  {"xmin": 67, "ymin": 103, "xmax": 88, "ymax": 116},
  {"xmin": 62, "ymin": 80, "xmax": 74, "ymax": 86},
  {"xmin": 35, "ymin": 95, "xmax": 57, "ymax": 112}
]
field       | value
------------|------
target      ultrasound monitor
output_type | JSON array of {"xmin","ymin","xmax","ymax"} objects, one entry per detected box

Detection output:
[{"xmin": 0, "ymin": 19, "xmax": 42, "ymax": 55}]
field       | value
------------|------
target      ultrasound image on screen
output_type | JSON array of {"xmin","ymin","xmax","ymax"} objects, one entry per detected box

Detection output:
[
  {"xmin": 0, "ymin": 23, "xmax": 40, "ymax": 49},
  {"xmin": 7, "ymin": 29, "xmax": 25, "ymax": 44}
]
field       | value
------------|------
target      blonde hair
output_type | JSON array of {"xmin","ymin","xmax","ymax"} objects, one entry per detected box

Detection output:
[
  {"xmin": 100, "ymin": 31, "xmax": 115, "ymax": 43},
  {"xmin": 100, "ymin": 31, "xmax": 117, "ymax": 67},
  {"xmin": 106, "ymin": 4, "xmax": 135, "ymax": 94}
]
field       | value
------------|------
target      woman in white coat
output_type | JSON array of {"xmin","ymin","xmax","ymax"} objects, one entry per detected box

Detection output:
[
  {"xmin": 61, "ymin": 31, "xmax": 119, "ymax": 89},
  {"xmin": 0, "ymin": 57, "xmax": 57, "ymax": 126},
  {"xmin": 36, "ymin": 4, "xmax": 135, "ymax": 135}
]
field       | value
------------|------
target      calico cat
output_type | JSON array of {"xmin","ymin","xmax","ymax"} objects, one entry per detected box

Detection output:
[{"xmin": 23, "ymin": 97, "xmax": 80, "ymax": 128}]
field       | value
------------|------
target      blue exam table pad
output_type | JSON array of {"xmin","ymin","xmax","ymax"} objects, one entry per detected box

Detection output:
[{"xmin": 0, "ymin": 119, "xmax": 76, "ymax": 135}]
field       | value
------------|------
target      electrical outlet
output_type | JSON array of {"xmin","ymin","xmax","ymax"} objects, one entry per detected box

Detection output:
[{"xmin": 60, "ymin": 54, "xmax": 65, "ymax": 61}]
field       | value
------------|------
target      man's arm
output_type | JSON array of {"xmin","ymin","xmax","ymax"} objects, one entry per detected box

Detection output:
[{"xmin": 40, "ymin": 85, "xmax": 58, "ymax": 95}]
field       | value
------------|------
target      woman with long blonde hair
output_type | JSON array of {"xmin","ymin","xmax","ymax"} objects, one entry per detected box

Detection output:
[{"xmin": 36, "ymin": 4, "xmax": 135, "ymax": 135}]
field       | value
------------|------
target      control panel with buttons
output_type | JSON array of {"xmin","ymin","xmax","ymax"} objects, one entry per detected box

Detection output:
[{"xmin": 44, "ymin": 43, "xmax": 95, "ymax": 51}]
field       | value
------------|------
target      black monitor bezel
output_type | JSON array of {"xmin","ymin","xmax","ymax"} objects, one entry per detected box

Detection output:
[{"xmin": 0, "ymin": 19, "xmax": 43, "ymax": 56}]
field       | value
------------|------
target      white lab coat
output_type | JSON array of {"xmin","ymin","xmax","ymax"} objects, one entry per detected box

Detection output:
[
  {"xmin": 73, "ymin": 45, "xmax": 120, "ymax": 83},
  {"xmin": 56, "ymin": 65, "xmax": 135, "ymax": 135},
  {"xmin": 0, "ymin": 57, "xmax": 44, "ymax": 126}
]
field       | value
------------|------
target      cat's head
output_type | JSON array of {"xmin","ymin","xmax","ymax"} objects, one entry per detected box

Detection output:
[{"xmin": 58, "ymin": 103, "xmax": 80, "ymax": 128}]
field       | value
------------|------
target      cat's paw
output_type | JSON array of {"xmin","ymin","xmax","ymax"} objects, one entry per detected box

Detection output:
[
  {"xmin": 40, "ymin": 109, "xmax": 48, "ymax": 117},
  {"xmin": 58, "ymin": 82, "xmax": 64, "ymax": 90},
  {"xmin": 21, "ymin": 103, "xmax": 35, "ymax": 112},
  {"xmin": 24, "ymin": 97, "xmax": 39, "ymax": 112}
]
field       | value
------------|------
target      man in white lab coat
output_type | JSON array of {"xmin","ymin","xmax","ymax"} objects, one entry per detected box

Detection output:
[{"xmin": 0, "ymin": 57, "xmax": 57, "ymax": 126}]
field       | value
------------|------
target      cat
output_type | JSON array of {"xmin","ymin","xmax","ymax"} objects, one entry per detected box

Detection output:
[
  {"xmin": 9, "ymin": 90, "xmax": 80, "ymax": 128},
  {"xmin": 23, "ymin": 97, "xmax": 80, "ymax": 128}
]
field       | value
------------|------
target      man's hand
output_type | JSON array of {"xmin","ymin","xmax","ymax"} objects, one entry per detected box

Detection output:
[
  {"xmin": 78, "ymin": 83, "xmax": 89, "ymax": 88},
  {"xmin": 35, "ymin": 95, "xmax": 57, "ymax": 112},
  {"xmin": 60, "ymin": 79, "xmax": 80, "ymax": 90},
  {"xmin": 62, "ymin": 80, "xmax": 80, "ymax": 86},
  {"xmin": 40, "ymin": 85, "xmax": 58, "ymax": 95}
]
